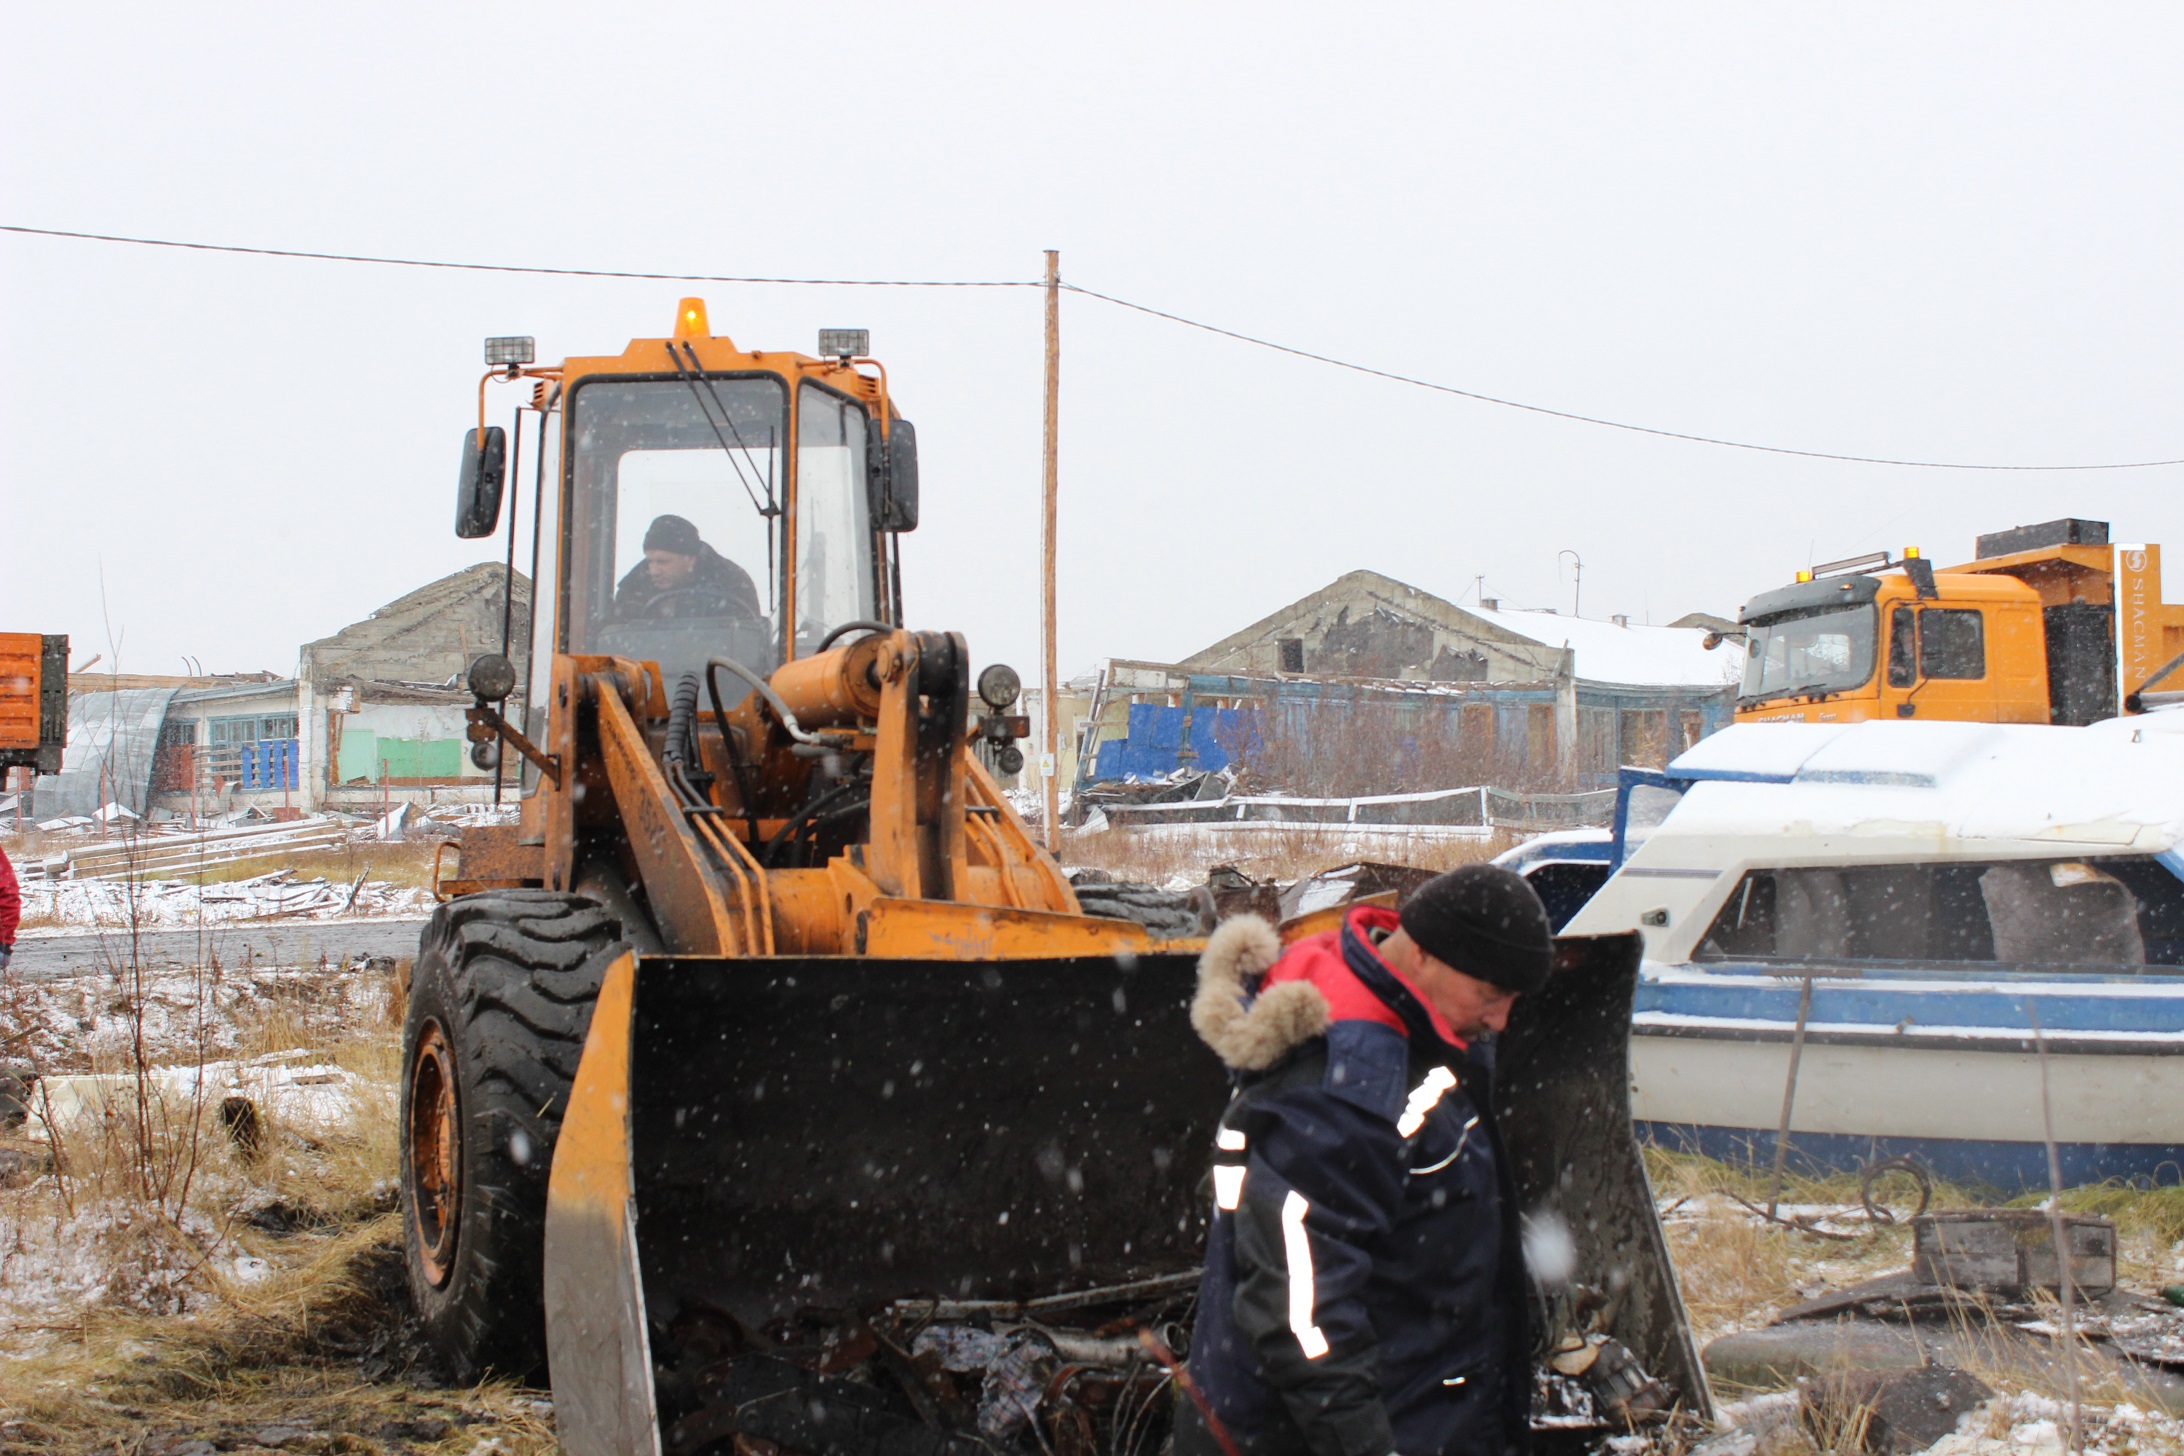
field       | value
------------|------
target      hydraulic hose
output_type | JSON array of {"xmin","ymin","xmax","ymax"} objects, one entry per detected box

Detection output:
[
  {"xmin": 704, "ymin": 661, "xmax": 765, "ymax": 850},
  {"xmin": 708, "ymin": 656, "xmax": 823, "ymax": 746},
  {"xmin": 765, "ymin": 774, "xmax": 870, "ymax": 867},
  {"xmin": 816, "ymin": 619, "xmax": 892, "ymax": 651},
  {"xmin": 663, "ymin": 671, "xmax": 702, "ymax": 769}
]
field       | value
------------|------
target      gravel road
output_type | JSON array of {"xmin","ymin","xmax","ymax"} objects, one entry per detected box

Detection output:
[{"xmin": 10, "ymin": 918, "xmax": 433, "ymax": 982}]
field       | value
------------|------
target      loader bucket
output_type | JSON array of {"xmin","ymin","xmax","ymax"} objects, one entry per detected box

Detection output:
[
  {"xmin": 544, "ymin": 949, "xmax": 1226, "ymax": 1456},
  {"xmin": 544, "ymin": 933, "xmax": 1709, "ymax": 1456}
]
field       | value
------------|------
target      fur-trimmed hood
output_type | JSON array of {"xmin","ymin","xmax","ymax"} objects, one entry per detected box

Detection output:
[
  {"xmin": 1192, "ymin": 906, "xmax": 1467, "ymax": 1071},
  {"xmin": 1191, "ymin": 914, "xmax": 1326, "ymax": 1071}
]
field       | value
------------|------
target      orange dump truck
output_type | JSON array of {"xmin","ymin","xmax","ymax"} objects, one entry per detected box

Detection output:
[
  {"xmin": 0, "ymin": 633, "xmax": 67, "ymax": 777},
  {"xmin": 1731, "ymin": 519, "xmax": 2184, "ymax": 725}
]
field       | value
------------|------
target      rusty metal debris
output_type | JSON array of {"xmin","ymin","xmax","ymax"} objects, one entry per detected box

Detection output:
[{"xmin": 653, "ymin": 1277, "xmax": 1196, "ymax": 1456}]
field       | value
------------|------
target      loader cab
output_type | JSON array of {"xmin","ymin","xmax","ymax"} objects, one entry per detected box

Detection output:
[
  {"xmin": 1734, "ymin": 568, "xmax": 2049, "ymax": 725},
  {"xmin": 479, "ymin": 302, "xmax": 917, "ymax": 770}
]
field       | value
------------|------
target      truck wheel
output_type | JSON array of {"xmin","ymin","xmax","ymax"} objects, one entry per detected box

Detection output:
[
  {"xmin": 1072, "ymin": 880, "xmax": 1213, "ymax": 939},
  {"xmin": 400, "ymin": 889, "xmax": 625, "ymax": 1383}
]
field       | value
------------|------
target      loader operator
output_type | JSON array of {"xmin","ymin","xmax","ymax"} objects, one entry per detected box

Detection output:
[
  {"xmin": 1183, "ymin": 864, "xmax": 1554, "ymax": 1456},
  {"xmin": 613, "ymin": 513, "xmax": 763, "ymax": 623}
]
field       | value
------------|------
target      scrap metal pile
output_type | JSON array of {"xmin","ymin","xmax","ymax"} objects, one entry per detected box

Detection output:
[
  {"xmin": 646, "ymin": 1269, "xmax": 1690, "ymax": 1456},
  {"xmin": 649, "ymin": 1275, "xmax": 1200, "ymax": 1456}
]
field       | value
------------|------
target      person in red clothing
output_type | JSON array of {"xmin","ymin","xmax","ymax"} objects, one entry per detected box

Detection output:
[
  {"xmin": 1182, "ymin": 864, "xmax": 1554, "ymax": 1456},
  {"xmin": 0, "ymin": 840, "xmax": 18, "ymax": 970}
]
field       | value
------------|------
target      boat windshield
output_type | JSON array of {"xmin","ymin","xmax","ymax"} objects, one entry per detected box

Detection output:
[
  {"xmin": 1694, "ymin": 856, "xmax": 2184, "ymax": 971},
  {"xmin": 1741, "ymin": 603, "xmax": 1877, "ymax": 702}
]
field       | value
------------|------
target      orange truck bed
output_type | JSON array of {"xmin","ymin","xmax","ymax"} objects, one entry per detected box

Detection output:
[{"xmin": 0, "ymin": 633, "xmax": 68, "ymax": 775}]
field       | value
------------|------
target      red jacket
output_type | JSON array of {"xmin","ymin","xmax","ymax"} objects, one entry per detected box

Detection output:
[{"xmin": 0, "ymin": 843, "xmax": 18, "ymax": 947}]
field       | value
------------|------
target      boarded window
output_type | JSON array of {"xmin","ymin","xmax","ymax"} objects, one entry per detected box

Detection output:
[
  {"xmin": 1679, "ymin": 710, "xmax": 1705, "ymax": 750},
  {"xmin": 1278, "ymin": 638, "xmax": 1305, "ymax": 673},
  {"xmin": 1526, "ymin": 704, "xmax": 1554, "ymax": 768},
  {"xmin": 1620, "ymin": 710, "xmax": 1668, "ymax": 769},
  {"xmin": 1579, "ymin": 708, "xmax": 1618, "ymax": 776},
  {"xmin": 1461, "ymin": 702, "xmax": 1493, "ymax": 761}
]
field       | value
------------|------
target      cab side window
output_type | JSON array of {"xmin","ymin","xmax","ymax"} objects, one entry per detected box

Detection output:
[
  {"xmin": 1886, "ymin": 607, "xmax": 1917, "ymax": 687},
  {"xmin": 1918, "ymin": 609, "xmax": 1985, "ymax": 680}
]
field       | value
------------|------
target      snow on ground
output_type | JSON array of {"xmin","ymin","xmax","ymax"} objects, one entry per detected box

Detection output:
[
  {"xmin": 18, "ymin": 872, "xmax": 432, "ymax": 933},
  {"xmin": 1928, "ymin": 1393, "xmax": 2182, "ymax": 1456},
  {"xmin": 1715, "ymin": 1384, "xmax": 2184, "ymax": 1456},
  {"xmin": 0, "ymin": 1198, "xmax": 236, "ymax": 1320},
  {"xmin": 2, "ymin": 956, "xmax": 396, "ymax": 1074},
  {"xmin": 37, "ymin": 1052, "xmax": 360, "ymax": 1138}
]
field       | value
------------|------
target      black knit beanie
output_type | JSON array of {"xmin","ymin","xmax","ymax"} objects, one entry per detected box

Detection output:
[
  {"xmin": 1397, "ymin": 863, "xmax": 1554, "ymax": 995},
  {"xmin": 644, "ymin": 514, "xmax": 702, "ymax": 555}
]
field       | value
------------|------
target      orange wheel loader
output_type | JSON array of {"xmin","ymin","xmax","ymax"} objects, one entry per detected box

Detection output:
[{"xmin": 400, "ymin": 304, "xmax": 1707, "ymax": 1456}]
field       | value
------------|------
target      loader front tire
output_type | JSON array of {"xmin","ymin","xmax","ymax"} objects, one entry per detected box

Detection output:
[{"xmin": 399, "ymin": 889, "xmax": 625, "ymax": 1383}]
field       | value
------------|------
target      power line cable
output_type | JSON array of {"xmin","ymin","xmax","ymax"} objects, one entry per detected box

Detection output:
[
  {"xmin": 0, "ymin": 224, "xmax": 1036, "ymax": 288},
  {"xmin": 1057, "ymin": 283, "xmax": 2184, "ymax": 472},
  {"xmin": 8, "ymin": 222, "xmax": 2181, "ymax": 472}
]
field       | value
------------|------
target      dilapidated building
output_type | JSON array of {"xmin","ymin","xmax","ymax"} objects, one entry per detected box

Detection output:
[
  {"xmin": 1055, "ymin": 569, "xmax": 1740, "ymax": 801},
  {"xmin": 43, "ymin": 564, "xmax": 531, "ymax": 823}
]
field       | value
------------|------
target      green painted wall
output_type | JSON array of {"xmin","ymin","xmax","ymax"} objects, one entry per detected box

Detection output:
[{"xmin": 337, "ymin": 729, "xmax": 464, "ymax": 783}]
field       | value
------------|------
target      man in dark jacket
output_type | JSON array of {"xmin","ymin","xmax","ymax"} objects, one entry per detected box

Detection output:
[
  {"xmin": 1181, "ymin": 864, "xmax": 1555, "ymax": 1456},
  {"xmin": 614, "ymin": 514, "xmax": 763, "ymax": 622}
]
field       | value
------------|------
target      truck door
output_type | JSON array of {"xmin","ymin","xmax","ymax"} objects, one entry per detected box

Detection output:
[{"xmin": 1915, "ymin": 605, "xmax": 1995, "ymax": 719}]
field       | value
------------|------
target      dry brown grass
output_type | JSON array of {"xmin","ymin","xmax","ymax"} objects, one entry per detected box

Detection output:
[
  {"xmin": 187, "ymin": 840, "xmax": 443, "ymax": 892},
  {"xmin": 0, "ymin": 943, "xmax": 558, "ymax": 1455},
  {"xmin": 1061, "ymin": 824, "xmax": 1516, "ymax": 888}
]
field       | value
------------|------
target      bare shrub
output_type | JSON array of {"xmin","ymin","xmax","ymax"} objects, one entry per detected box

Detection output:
[{"xmin": 1220, "ymin": 692, "xmax": 1562, "ymax": 799}]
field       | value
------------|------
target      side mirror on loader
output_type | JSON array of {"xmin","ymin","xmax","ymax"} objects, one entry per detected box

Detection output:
[
  {"xmin": 866, "ymin": 416, "xmax": 919, "ymax": 531},
  {"xmin": 455, "ymin": 426, "xmax": 507, "ymax": 539}
]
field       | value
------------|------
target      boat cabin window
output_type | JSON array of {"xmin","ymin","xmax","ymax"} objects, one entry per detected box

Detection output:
[{"xmin": 1694, "ymin": 856, "xmax": 2184, "ymax": 971}]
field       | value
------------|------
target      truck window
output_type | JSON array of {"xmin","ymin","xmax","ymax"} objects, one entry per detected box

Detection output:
[
  {"xmin": 1918, "ymin": 608, "xmax": 1986, "ymax": 680},
  {"xmin": 1887, "ymin": 606, "xmax": 1917, "ymax": 688},
  {"xmin": 1693, "ymin": 855, "xmax": 2183, "ymax": 970}
]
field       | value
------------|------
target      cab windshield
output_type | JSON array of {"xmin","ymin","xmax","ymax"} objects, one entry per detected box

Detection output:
[
  {"xmin": 564, "ymin": 376, "xmax": 786, "ymax": 687},
  {"xmin": 1741, "ymin": 604, "xmax": 1877, "ymax": 701}
]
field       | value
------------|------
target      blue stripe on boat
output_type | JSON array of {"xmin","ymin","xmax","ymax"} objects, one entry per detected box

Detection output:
[{"xmin": 1637, "ymin": 969, "xmax": 2184, "ymax": 1035}]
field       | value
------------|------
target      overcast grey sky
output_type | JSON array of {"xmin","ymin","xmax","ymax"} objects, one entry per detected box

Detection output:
[{"xmin": 5, "ymin": 5, "xmax": 2181, "ymax": 685}]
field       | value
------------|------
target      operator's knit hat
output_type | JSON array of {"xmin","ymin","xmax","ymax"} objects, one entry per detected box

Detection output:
[
  {"xmin": 1397, "ymin": 863, "xmax": 1554, "ymax": 995},
  {"xmin": 644, "ymin": 514, "xmax": 702, "ymax": 555}
]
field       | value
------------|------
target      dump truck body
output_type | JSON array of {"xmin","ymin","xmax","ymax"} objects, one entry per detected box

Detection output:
[
  {"xmin": 0, "ymin": 632, "xmax": 69, "ymax": 776},
  {"xmin": 1733, "ymin": 519, "xmax": 2183, "ymax": 726}
]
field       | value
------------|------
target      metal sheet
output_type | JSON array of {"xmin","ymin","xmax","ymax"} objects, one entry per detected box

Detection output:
[{"xmin": 1500, "ymin": 931, "xmax": 1715, "ymax": 1422}]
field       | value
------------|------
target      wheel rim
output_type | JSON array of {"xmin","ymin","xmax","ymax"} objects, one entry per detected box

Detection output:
[{"xmin": 409, "ymin": 1019, "xmax": 462, "ymax": 1287}]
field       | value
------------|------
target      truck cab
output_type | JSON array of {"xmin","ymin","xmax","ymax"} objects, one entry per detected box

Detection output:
[
  {"xmin": 1735, "ymin": 568, "xmax": 2051, "ymax": 724},
  {"xmin": 1733, "ymin": 518, "xmax": 2176, "ymax": 727}
]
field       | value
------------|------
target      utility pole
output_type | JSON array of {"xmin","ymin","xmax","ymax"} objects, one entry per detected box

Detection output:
[
  {"xmin": 1041, "ymin": 250, "xmax": 1062, "ymax": 851},
  {"xmin": 1558, "ymin": 550, "xmax": 1583, "ymax": 618}
]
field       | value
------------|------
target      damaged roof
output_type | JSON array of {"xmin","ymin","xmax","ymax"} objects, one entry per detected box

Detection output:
[{"xmin": 301, "ymin": 562, "xmax": 530, "ymax": 687}]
